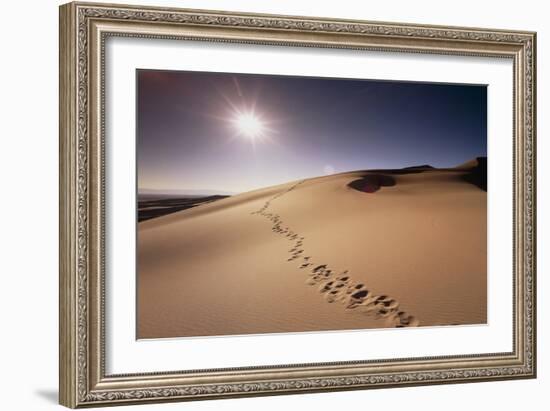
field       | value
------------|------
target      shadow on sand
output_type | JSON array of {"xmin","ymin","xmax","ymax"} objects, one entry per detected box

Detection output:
[
  {"xmin": 462, "ymin": 157, "xmax": 487, "ymax": 191},
  {"xmin": 348, "ymin": 158, "xmax": 487, "ymax": 193},
  {"xmin": 347, "ymin": 174, "xmax": 396, "ymax": 193}
]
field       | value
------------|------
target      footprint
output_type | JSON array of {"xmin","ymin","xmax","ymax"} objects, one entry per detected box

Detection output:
[
  {"xmin": 317, "ymin": 269, "xmax": 332, "ymax": 279},
  {"xmin": 352, "ymin": 289, "xmax": 369, "ymax": 299},
  {"xmin": 318, "ymin": 281, "xmax": 334, "ymax": 293},
  {"xmin": 387, "ymin": 312, "xmax": 420, "ymax": 327},
  {"xmin": 325, "ymin": 289, "xmax": 341, "ymax": 303},
  {"xmin": 331, "ymin": 281, "xmax": 347, "ymax": 291},
  {"xmin": 354, "ymin": 299, "xmax": 378, "ymax": 313},
  {"xmin": 346, "ymin": 289, "xmax": 370, "ymax": 308},
  {"xmin": 377, "ymin": 297, "xmax": 398, "ymax": 311},
  {"xmin": 305, "ymin": 277, "xmax": 317, "ymax": 286}
]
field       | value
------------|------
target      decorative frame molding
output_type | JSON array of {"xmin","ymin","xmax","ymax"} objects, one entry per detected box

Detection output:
[{"xmin": 59, "ymin": 2, "xmax": 536, "ymax": 408}]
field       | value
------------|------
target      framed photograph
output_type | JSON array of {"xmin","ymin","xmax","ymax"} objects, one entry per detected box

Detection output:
[{"xmin": 59, "ymin": 2, "xmax": 537, "ymax": 408}]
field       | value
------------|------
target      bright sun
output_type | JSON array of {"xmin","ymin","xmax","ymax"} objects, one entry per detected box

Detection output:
[{"xmin": 234, "ymin": 113, "xmax": 264, "ymax": 139}]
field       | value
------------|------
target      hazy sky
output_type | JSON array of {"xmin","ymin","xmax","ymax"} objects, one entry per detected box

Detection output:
[{"xmin": 137, "ymin": 69, "xmax": 487, "ymax": 194}]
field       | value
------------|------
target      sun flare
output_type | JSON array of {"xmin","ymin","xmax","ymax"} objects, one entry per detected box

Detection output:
[{"xmin": 234, "ymin": 112, "xmax": 264, "ymax": 139}]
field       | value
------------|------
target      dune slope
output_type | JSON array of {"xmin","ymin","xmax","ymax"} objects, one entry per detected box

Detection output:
[{"xmin": 137, "ymin": 161, "xmax": 487, "ymax": 339}]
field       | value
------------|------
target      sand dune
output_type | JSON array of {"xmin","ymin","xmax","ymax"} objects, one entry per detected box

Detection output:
[{"xmin": 137, "ymin": 159, "xmax": 487, "ymax": 339}]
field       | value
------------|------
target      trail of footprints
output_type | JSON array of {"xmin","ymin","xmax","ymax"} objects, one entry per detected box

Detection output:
[{"xmin": 251, "ymin": 180, "xmax": 419, "ymax": 328}]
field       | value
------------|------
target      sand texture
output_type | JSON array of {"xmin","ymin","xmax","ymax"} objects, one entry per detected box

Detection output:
[{"xmin": 137, "ymin": 161, "xmax": 487, "ymax": 339}]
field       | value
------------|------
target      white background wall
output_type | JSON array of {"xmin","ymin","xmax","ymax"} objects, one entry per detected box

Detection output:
[{"xmin": 0, "ymin": 0, "xmax": 546, "ymax": 409}]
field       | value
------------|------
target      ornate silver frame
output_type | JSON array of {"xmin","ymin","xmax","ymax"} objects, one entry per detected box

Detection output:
[{"xmin": 59, "ymin": 2, "xmax": 536, "ymax": 408}]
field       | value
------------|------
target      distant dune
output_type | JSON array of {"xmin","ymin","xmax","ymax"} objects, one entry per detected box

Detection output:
[
  {"xmin": 137, "ymin": 159, "xmax": 487, "ymax": 339},
  {"xmin": 139, "ymin": 188, "xmax": 236, "ymax": 197},
  {"xmin": 138, "ymin": 195, "xmax": 230, "ymax": 222}
]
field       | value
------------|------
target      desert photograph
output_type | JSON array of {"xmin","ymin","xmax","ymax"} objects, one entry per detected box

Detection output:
[{"xmin": 136, "ymin": 70, "xmax": 487, "ymax": 339}]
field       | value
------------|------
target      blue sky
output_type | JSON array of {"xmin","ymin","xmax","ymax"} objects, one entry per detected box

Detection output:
[{"xmin": 137, "ymin": 69, "xmax": 486, "ymax": 193}]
